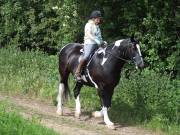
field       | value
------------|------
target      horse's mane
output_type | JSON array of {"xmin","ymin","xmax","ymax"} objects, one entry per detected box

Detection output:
[
  {"xmin": 107, "ymin": 38, "xmax": 133, "ymax": 58},
  {"xmin": 109, "ymin": 38, "xmax": 131, "ymax": 47}
]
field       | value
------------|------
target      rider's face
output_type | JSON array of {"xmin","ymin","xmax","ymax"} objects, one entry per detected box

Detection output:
[{"xmin": 94, "ymin": 17, "xmax": 102, "ymax": 25}]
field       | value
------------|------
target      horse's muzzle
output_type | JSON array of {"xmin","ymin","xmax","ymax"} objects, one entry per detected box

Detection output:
[{"xmin": 138, "ymin": 61, "xmax": 144, "ymax": 69}]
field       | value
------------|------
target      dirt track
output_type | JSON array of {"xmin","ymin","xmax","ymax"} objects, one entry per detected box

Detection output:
[{"xmin": 0, "ymin": 92, "xmax": 162, "ymax": 135}]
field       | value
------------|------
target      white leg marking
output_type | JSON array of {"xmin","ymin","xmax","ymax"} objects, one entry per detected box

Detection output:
[
  {"xmin": 56, "ymin": 83, "xmax": 65, "ymax": 115},
  {"xmin": 75, "ymin": 95, "xmax": 81, "ymax": 118},
  {"xmin": 102, "ymin": 107, "xmax": 114, "ymax": 126},
  {"xmin": 92, "ymin": 109, "xmax": 103, "ymax": 118}
]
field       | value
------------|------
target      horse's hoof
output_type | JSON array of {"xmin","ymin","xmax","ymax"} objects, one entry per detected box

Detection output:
[
  {"xmin": 92, "ymin": 111, "xmax": 103, "ymax": 118},
  {"xmin": 56, "ymin": 110, "xmax": 63, "ymax": 116},
  {"xmin": 75, "ymin": 112, "xmax": 81, "ymax": 119},
  {"xmin": 106, "ymin": 125, "xmax": 116, "ymax": 130}
]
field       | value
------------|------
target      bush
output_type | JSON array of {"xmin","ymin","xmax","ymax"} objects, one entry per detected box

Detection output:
[
  {"xmin": 0, "ymin": 47, "xmax": 58, "ymax": 98},
  {"xmin": 0, "ymin": 47, "xmax": 179, "ymax": 134},
  {"xmin": 111, "ymin": 69, "xmax": 179, "ymax": 124}
]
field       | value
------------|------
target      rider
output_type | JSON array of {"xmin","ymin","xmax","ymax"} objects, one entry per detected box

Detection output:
[{"xmin": 75, "ymin": 10, "xmax": 104, "ymax": 81}]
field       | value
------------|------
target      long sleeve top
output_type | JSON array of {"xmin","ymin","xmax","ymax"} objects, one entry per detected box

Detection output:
[{"xmin": 84, "ymin": 20, "xmax": 103, "ymax": 46}]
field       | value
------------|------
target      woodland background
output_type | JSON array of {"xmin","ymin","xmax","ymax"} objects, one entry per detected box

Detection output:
[{"xmin": 0, "ymin": 0, "xmax": 179, "ymax": 134}]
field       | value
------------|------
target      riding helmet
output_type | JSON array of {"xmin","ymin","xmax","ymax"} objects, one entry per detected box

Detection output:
[{"xmin": 89, "ymin": 10, "xmax": 102, "ymax": 19}]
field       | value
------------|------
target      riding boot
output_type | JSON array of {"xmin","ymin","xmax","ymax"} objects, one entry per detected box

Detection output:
[{"xmin": 75, "ymin": 59, "xmax": 86, "ymax": 81}]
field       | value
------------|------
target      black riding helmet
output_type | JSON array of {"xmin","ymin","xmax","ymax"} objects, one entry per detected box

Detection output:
[{"xmin": 89, "ymin": 10, "xmax": 102, "ymax": 19}]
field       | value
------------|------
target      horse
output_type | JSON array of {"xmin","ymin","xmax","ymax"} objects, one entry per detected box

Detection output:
[{"xmin": 56, "ymin": 37, "xmax": 144, "ymax": 129}]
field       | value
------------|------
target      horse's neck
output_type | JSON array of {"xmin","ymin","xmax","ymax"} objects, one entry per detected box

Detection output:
[
  {"xmin": 106, "ymin": 46, "xmax": 126, "ymax": 68},
  {"xmin": 107, "ymin": 56, "xmax": 125, "ymax": 75}
]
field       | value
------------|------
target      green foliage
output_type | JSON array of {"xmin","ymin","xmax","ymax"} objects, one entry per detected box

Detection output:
[
  {"xmin": 0, "ymin": 47, "xmax": 58, "ymax": 98},
  {"xmin": 109, "ymin": 69, "xmax": 179, "ymax": 134},
  {"xmin": 0, "ymin": 0, "xmax": 80, "ymax": 49},
  {"xmin": 0, "ymin": 0, "xmax": 179, "ymax": 133},
  {"xmin": 0, "ymin": 47, "xmax": 179, "ymax": 134},
  {"xmin": 111, "ymin": 69, "xmax": 179, "ymax": 124},
  {"xmin": 0, "ymin": 0, "xmax": 179, "ymax": 75},
  {"xmin": 146, "ymin": 114, "xmax": 180, "ymax": 135},
  {"xmin": 0, "ymin": 101, "xmax": 58, "ymax": 135}
]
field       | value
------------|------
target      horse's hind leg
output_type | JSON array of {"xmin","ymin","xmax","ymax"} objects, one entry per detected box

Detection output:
[
  {"xmin": 56, "ymin": 82, "xmax": 64, "ymax": 115},
  {"xmin": 73, "ymin": 82, "xmax": 83, "ymax": 118},
  {"xmin": 56, "ymin": 69, "xmax": 70, "ymax": 115}
]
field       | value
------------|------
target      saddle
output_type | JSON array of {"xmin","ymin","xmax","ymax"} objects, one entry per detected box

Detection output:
[{"xmin": 77, "ymin": 47, "xmax": 105, "ymax": 83}]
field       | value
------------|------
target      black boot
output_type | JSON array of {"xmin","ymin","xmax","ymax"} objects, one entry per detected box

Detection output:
[{"xmin": 75, "ymin": 59, "xmax": 86, "ymax": 81}]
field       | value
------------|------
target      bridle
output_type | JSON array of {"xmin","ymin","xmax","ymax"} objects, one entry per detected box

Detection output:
[
  {"xmin": 105, "ymin": 51, "xmax": 133, "ymax": 64},
  {"xmin": 105, "ymin": 41, "xmax": 142, "ymax": 65}
]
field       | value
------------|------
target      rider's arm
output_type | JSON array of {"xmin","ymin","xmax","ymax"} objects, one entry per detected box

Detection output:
[{"xmin": 85, "ymin": 23, "xmax": 103, "ymax": 45}]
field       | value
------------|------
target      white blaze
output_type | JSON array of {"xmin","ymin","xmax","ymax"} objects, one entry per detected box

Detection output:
[{"xmin": 136, "ymin": 44, "xmax": 142, "ymax": 56}]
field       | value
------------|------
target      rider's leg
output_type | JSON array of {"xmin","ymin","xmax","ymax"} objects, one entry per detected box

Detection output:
[
  {"xmin": 75, "ymin": 58, "xmax": 86, "ymax": 80},
  {"xmin": 75, "ymin": 44, "xmax": 97, "ymax": 81}
]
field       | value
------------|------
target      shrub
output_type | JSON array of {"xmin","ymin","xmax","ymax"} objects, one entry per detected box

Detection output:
[
  {"xmin": 111, "ymin": 69, "xmax": 179, "ymax": 124},
  {"xmin": 0, "ymin": 47, "xmax": 58, "ymax": 98}
]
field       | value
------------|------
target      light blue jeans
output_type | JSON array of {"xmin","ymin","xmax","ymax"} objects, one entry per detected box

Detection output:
[{"xmin": 83, "ymin": 44, "xmax": 98, "ymax": 60}]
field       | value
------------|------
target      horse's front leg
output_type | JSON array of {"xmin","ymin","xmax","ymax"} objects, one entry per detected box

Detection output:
[
  {"xmin": 73, "ymin": 82, "xmax": 83, "ymax": 118},
  {"xmin": 100, "ymin": 91, "xmax": 115, "ymax": 129},
  {"xmin": 102, "ymin": 106, "xmax": 114, "ymax": 128},
  {"xmin": 92, "ymin": 106, "xmax": 114, "ymax": 127}
]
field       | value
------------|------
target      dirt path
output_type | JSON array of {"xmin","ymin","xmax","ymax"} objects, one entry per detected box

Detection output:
[{"xmin": 0, "ymin": 92, "xmax": 161, "ymax": 135}]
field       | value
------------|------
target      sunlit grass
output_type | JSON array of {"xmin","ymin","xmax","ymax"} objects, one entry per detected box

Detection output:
[
  {"xmin": 0, "ymin": 47, "xmax": 58, "ymax": 98},
  {"xmin": 0, "ymin": 101, "xmax": 59, "ymax": 135}
]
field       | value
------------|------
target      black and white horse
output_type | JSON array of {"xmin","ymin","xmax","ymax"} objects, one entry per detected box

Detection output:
[{"xmin": 56, "ymin": 38, "xmax": 144, "ymax": 129}]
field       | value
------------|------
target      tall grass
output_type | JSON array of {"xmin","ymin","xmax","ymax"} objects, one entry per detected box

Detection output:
[
  {"xmin": 0, "ymin": 101, "xmax": 59, "ymax": 135},
  {"xmin": 0, "ymin": 47, "xmax": 179, "ymax": 134},
  {"xmin": 0, "ymin": 47, "xmax": 58, "ymax": 98}
]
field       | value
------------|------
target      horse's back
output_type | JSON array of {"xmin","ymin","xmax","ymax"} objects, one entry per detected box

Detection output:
[
  {"xmin": 59, "ymin": 43, "xmax": 83, "ymax": 57},
  {"xmin": 58, "ymin": 43, "xmax": 83, "ymax": 72}
]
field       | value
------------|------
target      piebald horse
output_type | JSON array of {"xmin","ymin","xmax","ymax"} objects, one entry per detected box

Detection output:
[{"xmin": 56, "ymin": 38, "xmax": 144, "ymax": 129}]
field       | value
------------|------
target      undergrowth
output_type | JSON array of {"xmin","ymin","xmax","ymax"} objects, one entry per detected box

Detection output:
[{"xmin": 0, "ymin": 47, "xmax": 179, "ymax": 135}]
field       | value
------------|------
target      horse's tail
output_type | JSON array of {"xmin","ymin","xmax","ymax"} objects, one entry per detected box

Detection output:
[
  {"xmin": 57, "ymin": 43, "xmax": 82, "ymax": 101},
  {"xmin": 56, "ymin": 46, "xmax": 71, "ymax": 114},
  {"xmin": 58, "ymin": 46, "xmax": 71, "ymax": 100}
]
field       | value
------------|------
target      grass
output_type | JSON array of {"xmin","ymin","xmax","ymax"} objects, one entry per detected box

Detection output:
[
  {"xmin": 0, "ymin": 47, "xmax": 179, "ymax": 135},
  {"xmin": 0, "ymin": 101, "xmax": 59, "ymax": 135},
  {"xmin": 0, "ymin": 46, "xmax": 58, "ymax": 98},
  {"xmin": 145, "ymin": 115, "xmax": 180, "ymax": 135}
]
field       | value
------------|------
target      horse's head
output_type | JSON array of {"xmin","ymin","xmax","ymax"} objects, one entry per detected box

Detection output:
[
  {"xmin": 113, "ymin": 38, "xmax": 144, "ymax": 69},
  {"xmin": 128, "ymin": 38, "xmax": 144, "ymax": 69}
]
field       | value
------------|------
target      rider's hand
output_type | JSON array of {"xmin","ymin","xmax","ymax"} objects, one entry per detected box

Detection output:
[
  {"xmin": 103, "ymin": 41, "xmax": 108, "ymax": 45},
  {"xmin": 100, "ymin": 41, "xmax": 107, "ymax": 48}
]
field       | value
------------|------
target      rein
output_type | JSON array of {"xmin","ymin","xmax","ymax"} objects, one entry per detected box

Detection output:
[{"xmin": 106, "ymin": 51, "xmax": 133, "ymax": 64}]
